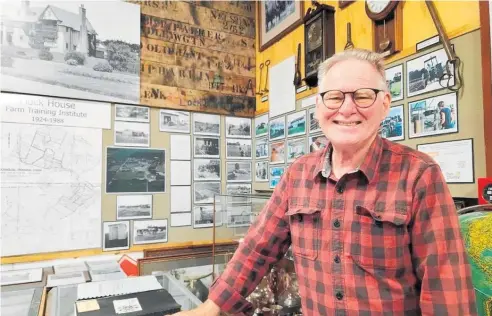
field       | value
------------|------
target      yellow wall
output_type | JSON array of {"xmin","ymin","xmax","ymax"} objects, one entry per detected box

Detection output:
[{"xmin": 255, "ymin": 0, "xmax": 480, "ymax": 115}]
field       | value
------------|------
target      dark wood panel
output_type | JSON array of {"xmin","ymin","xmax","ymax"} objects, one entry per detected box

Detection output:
[
  {"xmin": 137, "ymin": 1, "xmax": 255, "ymax": 38},
  {"xmin": 140, "ymin": 37, "xmax": 255, "ymax": 78},
  {"xmin": 140, "ymin": 60, "xmax": 255, "ymax": 96},
  {"xmin": 141, "ymin": 14, "xmax": 255, "ymax": 58},
  {"xmin": 140, "ymin": 83, "xmax": 255, "ymax": 117},
  {"xmin": 183, "ymin": 1, "xmax": 255, "ymax": 19}
]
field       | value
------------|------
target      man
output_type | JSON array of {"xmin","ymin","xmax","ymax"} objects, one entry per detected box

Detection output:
[
  {"xmin": 173, "ymin": 49, "xmax": 477, "ymax": 315},
  {"xmin": 438, "ymin": 101, "xmax": 455, "ymax": 130}
]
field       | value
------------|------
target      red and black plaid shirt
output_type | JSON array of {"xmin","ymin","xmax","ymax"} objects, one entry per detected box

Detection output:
[{"xmin": 209, "ymin": 136, "xmax": 477, "ymax": 315}]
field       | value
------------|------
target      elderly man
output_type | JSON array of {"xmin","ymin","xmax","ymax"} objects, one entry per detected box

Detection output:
[{"xmin": 173, "ymin": 49, "xmax": 477, "ymax": 315}]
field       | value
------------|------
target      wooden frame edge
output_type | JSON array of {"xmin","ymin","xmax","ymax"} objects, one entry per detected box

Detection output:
[{"xmin": 480, "ymin": 1, "xmax": 492, "ymax": 177}]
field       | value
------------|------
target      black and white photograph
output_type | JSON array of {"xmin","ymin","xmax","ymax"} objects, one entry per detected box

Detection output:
[
  {"xmin": 226, "ymin": 204, "xmax": 252, "ymax": 228},
  {"xmin": 255, "ymin": 161, "xmax": 268, "ymax": 182},
  {"xmin": 160, "ymin": 110, "xmax": 190, "ymax": 133},
  {"xmin": 408, "ymin": 92, "xmax": 458, "ymax": 139},
  {"xmin": 287, "ymin": 110, "xmax": 306, "ymax": 137},
  {"xmin": 227, "ymin": 162, "xmax": 252, "ymax": 182},
  {"xmin": 115, "ymin": 104, "xmax": 149, "ymax": 122},
  {"xmin": 133, "ymin": 219, "xmax": 168, "ymax": 245},
  {"xmin": 194, "ymin": 159, "xmax": 221, "ymax": 181},
  {"xmin": 114, "ymin": 121, "xmax": 150, "ymax": 147},
  {"xmin": 226, "ymin": 183, "xmax": 252, "ymax": 204},
  {"xmin": 255, "ymin": 114, "xmax": 268, "ymax": 137},
  {"xmin": 379, "ymin": 105, "xmax": 404, "ymax": 141},
  {"xmin": 193, "ymin": 113, "xmax": 220, "ymax": 136},
  {"xmin": 385, "ymin": 64, "xmax": 403, "ymax": 101},
  {"xmin": 103, "ymin": 221, "xmax": 129, "ymax": 251},
  {"xmin": 309, "ymin": 107, "xmax": 320, "ymax": 133},
  {"xmin": 170, "ymin": 186, "xmax": 191, "ymax": 213},
  {"xmin": 287, "ymin": 137, "xmax": 306, "ymax": 163},
  {"xmin": 194, "ymin": 137, "xmax": 220, "ymax": 158},
  {"xmin": 269, "ymin": 116, "xmax": 285, "ymax": 141},
  {"xmin": 194, "ymin": 182, "xmax": 221, "ymax": 204},
  {"xmin": 406, "ymin": 48, "xmax": 454, "ymax": 98},
  {"xmin": 264, "ymin": 1, "xmax": 295, "ymax": 32},
  {"xmin": 255, "ymin": 137, "xmax": 268, "ymax": 159},
  {"xmin": 309, "ymin": 134, "xmax": 328, "ymax": 153},
  {"xmin": 116, "ymin": 195, "xmax": 152, "ymax": 220},
  {"xmin": 270, "ymin": 141, "xmax": 285, "ymax": 164},
  {"xmin": 193, "ymin": 205, "xmax": 222, "ymax": 228},
  {"xmin": 0, "ymin": 1, "xmax": 141, "ymax": 104},
  {"xmin": 225, "ymin": 117, "xmax": 251, "ymax": 138},
  {"xmin": 106, "ymin": 147, "xmax": 165, "ymax": 193},
  {"xmin": 226, "ymin": 139, "xmax": 252, "ymax": 159}
]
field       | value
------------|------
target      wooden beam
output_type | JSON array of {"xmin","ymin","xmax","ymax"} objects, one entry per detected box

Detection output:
[
  {"xmin": 480, "ymin": 1, "xmax": 492, "ymax": 177},
  {"xmin": 183, "ymin": 1, "xmax": 255, "ymax": 19}
]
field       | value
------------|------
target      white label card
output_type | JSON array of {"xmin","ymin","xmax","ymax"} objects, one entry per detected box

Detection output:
[{"xmin": 113, "ymin": 297, "xmax": 142, "ymax": 314}]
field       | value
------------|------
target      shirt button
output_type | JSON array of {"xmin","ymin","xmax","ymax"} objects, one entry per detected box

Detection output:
[
  {"xmin": 334, "ymin": 255, "xmax": 340, "ymax": 263},
  {"xmin": 336, "ymin": 185, "xmax": 344, "ymax": 194},
  {"xmin": 336, "ymin": 291, "xmax": 344, "ymax": 300},
  {"xmin": 333, "ymin": 219, "xmax": 340, "ymax": 228}
]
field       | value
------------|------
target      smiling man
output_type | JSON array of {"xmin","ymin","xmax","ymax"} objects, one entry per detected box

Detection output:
[{"xmin": 172, "ymin": 49, "xmax": 477, "ymax": 315}]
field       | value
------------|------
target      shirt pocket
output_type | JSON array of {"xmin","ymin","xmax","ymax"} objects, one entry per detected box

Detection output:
[
  {"xmin": 286, "ymin": 207, "xmax": 321, "ymax": 260},
  {"xmin": 349, "ymin": 204, "xmax": 408, "ymax": 271}
]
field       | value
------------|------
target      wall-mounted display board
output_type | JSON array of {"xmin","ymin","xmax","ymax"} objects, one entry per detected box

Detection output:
[
  {"xmin": 136, "ymin": 1, "xmax": 256, "ymax": 117},
  {"xmin": 0, "ymin": 1, "xmax": 141, "ymax": 104}
]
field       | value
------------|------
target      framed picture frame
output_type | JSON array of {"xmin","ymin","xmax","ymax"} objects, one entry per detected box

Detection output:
[
  {"xmin": 143, "ymin": 240, "xmax": 239, "ymax": 258},
  {"xmin": 379, "ymin": 104, "xmax": 404, "ymax": 141},
  {"xmin": 257, "ymin": 1, "xmax": 304, "ymax": 52},
  {"xmin": 385, "ymin": 64, "xmax": 403, "ymax": 102}
]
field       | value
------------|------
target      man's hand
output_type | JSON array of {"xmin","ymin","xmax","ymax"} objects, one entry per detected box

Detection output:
[{"xmin": 170, "ymin": 299, "xmax": 221, "ymax": 316}]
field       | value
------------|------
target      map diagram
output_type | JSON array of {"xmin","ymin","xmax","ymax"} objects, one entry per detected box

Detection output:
[{"xmin": 1, "ymin": 123, "xmax": 102, "ymax": 256}]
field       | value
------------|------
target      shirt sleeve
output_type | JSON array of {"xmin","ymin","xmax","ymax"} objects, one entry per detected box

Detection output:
[
  {"xmin": 207, "ymin": 168, "xmax": 293, "ymax": 315},
  {"xmin": 410, "ymin": 163, "xmax": 477, "ymax": 315}
]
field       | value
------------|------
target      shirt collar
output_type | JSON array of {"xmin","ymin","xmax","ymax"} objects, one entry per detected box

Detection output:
[{"xmin": 313, "ymin": 136, "xmax": 383, "ymax": 183}]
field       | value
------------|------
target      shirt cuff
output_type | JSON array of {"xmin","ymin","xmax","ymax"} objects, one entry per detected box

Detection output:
[{"xmin": 208, "ymin": 277, "xmax": 254, "ymax": 315}]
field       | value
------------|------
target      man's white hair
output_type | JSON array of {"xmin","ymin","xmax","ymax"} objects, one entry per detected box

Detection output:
[{"xmin": 317, "ymin": 48, "xmax": 388, "ymax": 91}]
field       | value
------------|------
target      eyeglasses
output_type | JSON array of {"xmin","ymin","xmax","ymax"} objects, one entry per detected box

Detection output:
[{"xmin": 319, "ymin": 88, "xmax": 383, "ymax": 110}]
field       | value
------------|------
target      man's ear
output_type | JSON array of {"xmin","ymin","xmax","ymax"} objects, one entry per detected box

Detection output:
[{"xmin": 382, "ymin": 91, "xmax": 391, "ymax": 118}]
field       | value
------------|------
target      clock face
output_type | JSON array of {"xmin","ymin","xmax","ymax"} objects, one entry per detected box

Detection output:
[
  {"xmin": 307, "ymin": 19, "xmax": 322, "ymax": 51},
  {"xmin": 366, "ymin": 0, "xmax": 391, "ymax": 14}
]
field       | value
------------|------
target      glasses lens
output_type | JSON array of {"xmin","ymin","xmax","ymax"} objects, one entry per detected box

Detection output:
[
  {"xmin": 353, "ymin": 89, "xmax": 377, "ymax": 107},
  {"xmin": 322, "ymin": 90, "xmax": 344, "ymax": 109}
]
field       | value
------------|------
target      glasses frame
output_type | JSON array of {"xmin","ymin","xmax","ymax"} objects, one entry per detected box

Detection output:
[{"xmin": 319, "ymin": 88, "xmax": 384, "ymax": 109}]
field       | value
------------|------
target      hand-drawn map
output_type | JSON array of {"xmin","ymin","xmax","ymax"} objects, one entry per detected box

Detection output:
[{"xmin": 1, "ymin": 123, "xmax": 102, "ymax": 256}]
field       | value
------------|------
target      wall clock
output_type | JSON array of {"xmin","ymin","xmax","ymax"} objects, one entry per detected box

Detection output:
[
  {"xmin": 303, "ymin": 3, "xmax": 335, "ymax": 88},
  {"xmin": 365, "ymin": 0, "xmax": 403, "ymax": 57}
]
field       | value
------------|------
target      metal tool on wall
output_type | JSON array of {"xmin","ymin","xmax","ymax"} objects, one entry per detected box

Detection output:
[
  {"xmin": 294, "ymin": 43, "xmax": 302, "ymax": 86},
  {"xmin": 425, "ymin": 0, "xmax": 463, "ymax": 92},
  {"xmin": 344, "ymin": 22, "xmax": 354, "ymax": 50},
  {"xmin": 256, "ymin": 63, "xmax": 264, "ymax": 95},
  {"xmin": 263, "ymin": 60, "xmax": 271, "ymax": 94}
]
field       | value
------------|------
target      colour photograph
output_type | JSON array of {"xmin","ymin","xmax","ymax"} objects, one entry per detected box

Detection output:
[
  {"xmin": 269, "ymin": 116, "xmax": 285, "ymax": 141},
  {"xmin": 270, "ymin": 141, "xmax": 285, "ymax": 164},
  {"xmin": 287, "ymin": 110, "xmax": 306, "ymax": 137},
  {"xmin": 255, "ymin": 114, "xmax": 268, "ymax": 137},
  {"xmin": 379, "ymin": 105, "xmax": 404, "ymax": 141},
  {"xmin": 385, "ymin": 64, "xmax": 403, "ymax": 101}
]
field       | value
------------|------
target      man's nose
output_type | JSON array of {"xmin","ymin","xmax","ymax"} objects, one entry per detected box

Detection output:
[{"xmin": 337, "ymin": 94, "xmax": 357, "ymax": 116}]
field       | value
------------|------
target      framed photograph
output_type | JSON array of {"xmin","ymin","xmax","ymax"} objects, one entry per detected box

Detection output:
[
  {"xmin": 287, "ymin": 111, "xmax": 306, "ymax": 137},
  {"xmin": 226, "ymin": 204, "xmax": 252, "ymax": 228},
  {"xmin": 379, "ymin": 105, "xmax": 404, "ymax": 141},
  {"xmin": 0, "ymin": 1, "xmax": 141, "ymax": 104},
  {"xmin": 408, "ymin": 92, "xmax": 458, "ymax": 139},
  {"xmin": 170, "ymin": 161, "xmax": 191, "ymax": 185},
  {"xmin": 170, "ymin": 213, "xmax": 192, "ymax": 227},
  {"xmin": 194, "ymin": 137, "xmax": 220, "ymax": 158},
  {"xmin": 255, "ymin": 137, "xmax": 269, "ymax": 159},
  {"xmin": 308, "ymin": 107, "xmax": 320, "ymax": 133},
  {"xmin": 226, "ymin": 138, "xmax": 252, "ymax": 159},
  {"xmin": 193, "ymin": 113, "xmax": 220, "ymax": 136},
  {"xmin": 417, "ymin": 139, "xmax": 474, "ymax": 183},
  {"xmin": 227, "ymin": 161, "xmax": 252, "ymax": 182},
  {"xmin": 170, "ymin": 186, "xmax": 191, "ymax": 213},
  {"xmin": 114, "ymin": 121, "xmax": 150, "ymax": 147},
  {"xmin": 194, "ymin": 159, "xmax": 221, "ymax": 181},
  {"xmin": 103, "ymin": 221, "xmax": 129, "ymax": 251},
  {"xmin": 287, "ymin": 137, "xmax": 307, "ymax": 163},
  {"xmin": 106, "ymin": 147, "xmax": 165, "ymax": 193},
  {"xmin": 269, "ymin": 116, "xmax": 286, "ymax": 142},
  {"xmin": 193, "ymin": 205, "xmax": 222, "ymax": 228},
  {"xmin": 225, "ymin": 117, "xmax": 251, "ymax": 138},
  {"xmin": 170, "ymin": 134, "xmax": 191, "ymax": 160},
  {"xmin": 406, "ymin": 47, "xmax": 455, "ymax": 98},
  {"xmin": 193, "ymin": 182, "xmax": 220, "ymax": 204},
  {"xmin": 226, "ymin": 183, "xmax": 252, "ymax": 204},
  {"xmin": 116, "ymin": 195, "xmax": 152, "ymax": 220},
  {"xmin": 255, "ymin": 161, "xmax": 268, "ymax": 182},
  {"xmin": 159, "ymin": 110, "xmax": 190, "ymax": 133},
  {"xmin": 309, "ymin": 134, "xmax": 328, "ymax": 153},
  {"xmin": 257, "ymin": 1, "xmax": 304, "ymax": 52},
  {"xmin": 133, "ymin": 219, "xmax": 168, "ymax": 245},
  {"xmin": 270, "ymin": 167, "xmax": 285, "ymax": 189},
  {"xmin": 385, "ymin": 64, "xmax": 403, "ymax": 102},
  {"xmin": 255, "ymin": 114, "xmax": 268, "ymax": 137},
  {"xmin": 115, "ymin": 104, "xmax": 149, "ymax": 122},
  {"xmin": 270, "ymin": 141, "xmax": 285, "ymax": 164}
]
